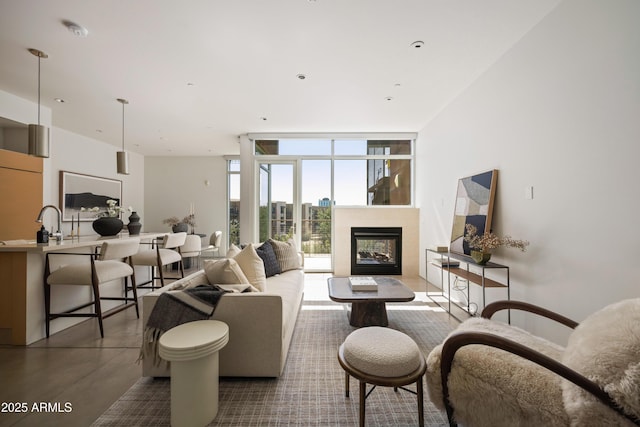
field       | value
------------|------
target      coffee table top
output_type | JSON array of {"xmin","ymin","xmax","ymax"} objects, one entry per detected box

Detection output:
[{"xmin": 328, "ymin": 276, "xmax": 415, "ymax": 303}]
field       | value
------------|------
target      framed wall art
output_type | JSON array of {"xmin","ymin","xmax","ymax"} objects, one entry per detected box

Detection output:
[
  {"xmin": 450, "ymin": 169, "xmax": 498, "ymax": 256},
  {"xmin": 59, "ymin": 171, "xmax": 122, "ymax": 221}
]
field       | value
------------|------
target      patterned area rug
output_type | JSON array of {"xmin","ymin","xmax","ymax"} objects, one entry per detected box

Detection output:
[{"xmin": 93, "ymin": 301, "xmax": 454, "ymax": 426}]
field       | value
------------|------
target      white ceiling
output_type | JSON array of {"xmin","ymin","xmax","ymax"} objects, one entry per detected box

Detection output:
[{"xmin": 0, "ymin": 0, "xmax": 560, "ymax": 156}]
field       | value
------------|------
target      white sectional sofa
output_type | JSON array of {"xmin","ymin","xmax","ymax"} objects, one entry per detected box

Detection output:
[{"xmin": 141, "ymin": 240, "xmax": 304, "ymax": 378}]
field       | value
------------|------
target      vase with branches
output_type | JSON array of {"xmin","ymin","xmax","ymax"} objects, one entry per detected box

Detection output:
[
  {"xmin": 163, "ymin": 214, "xmax": 197, "ymax": 233},
  {"xmin": 464, "ymin": 223, "xmax": 529, "ymax": 264}
]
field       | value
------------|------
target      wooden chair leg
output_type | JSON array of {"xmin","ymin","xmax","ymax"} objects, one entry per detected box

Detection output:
[
  {"xmin": 417, "ymin": 376, "xmax": 424, "ymax": 427},
  {"xmin": 158, "ymin": 264, "xmax": 165, "ymax": 288},
  {"xmin": 359, "ymin": 381, "xmax": 366, "ymax": 427},
  {"xmin": 92, "ymin": 281, "xmax": 104, "ymax": 338},
  {"xmin": 345, "ymin": 372, "xmax": 350, "ymax": 397},
  {"xmin": 44, "ymin": 255, "xmax": 51, "ymax": 338},
  {"xmin": 130, "ymin": 271, "xmax": 139, "ymax": 318},
  {"xmin": 44, "ymin": 283, "xmax": 51, "ymax": 338}
]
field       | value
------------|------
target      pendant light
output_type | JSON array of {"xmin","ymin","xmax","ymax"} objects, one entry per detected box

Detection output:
[
  {"xmin": 27, "ymin": 48, "xmax": 50, "ymax": 158},
  {"xmin": 116, "ymin": 98, "xmax": 130, "ymax": 175}
]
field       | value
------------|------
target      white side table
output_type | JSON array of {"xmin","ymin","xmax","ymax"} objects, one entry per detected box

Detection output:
[{"xmin": 159, "ymin": 320, "xmax": 229, "ymax": 427}]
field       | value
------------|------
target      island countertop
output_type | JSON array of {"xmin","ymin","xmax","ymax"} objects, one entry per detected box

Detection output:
[
  {"xmin": 0, "ymin": 231, "xmax": 171, "ymax": 345},
  {"xmin": 0, "ymin": 232, "xmax": 168, "ymax": 253}
]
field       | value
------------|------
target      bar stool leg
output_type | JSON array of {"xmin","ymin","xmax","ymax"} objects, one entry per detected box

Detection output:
[
  {"xmin": 417, "ymin": 376, "xmax": 424, "ymax": 427},
  {"xmin": 44, "ymin": 283, "xmax": 51, "ymax": 338},
  {"xmin": 44, "ymin": 255, "xmax": 51, "ymax": 338},
  {"xmin": 128, "ymin": 262, "xmax": 139, "ymax": 318},
  {"xmin": 91, "ymin": 281, "xmax": 104, "ymax": 338},
  {"xmin": 359, "ymin": 380, "xmax": 366, "ymax": 427}
]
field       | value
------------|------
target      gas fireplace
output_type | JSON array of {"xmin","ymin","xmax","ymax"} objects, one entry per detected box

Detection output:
[{"xmin": 351, "ymin": 227, "xmax": 402, "ymax": 275}]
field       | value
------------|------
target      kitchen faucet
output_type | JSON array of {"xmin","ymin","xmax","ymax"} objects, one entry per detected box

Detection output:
[{"xmin": 36, "ymin": 205, "xmax": 64, "ymax": 242}]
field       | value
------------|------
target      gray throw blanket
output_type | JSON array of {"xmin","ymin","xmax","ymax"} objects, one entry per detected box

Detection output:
[{"xmin": 139, "ymin": 284, "xmax": 228, "ymax": 367}]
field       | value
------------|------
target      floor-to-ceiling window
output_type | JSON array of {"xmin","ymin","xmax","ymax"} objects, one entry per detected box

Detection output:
[
  {"xmin": 227, "ymin": 159, "xmax": 240, "ymax": 247},
  {"xmin": 247, "ymin": 134, "xmax": 415, "ymax": 272}
]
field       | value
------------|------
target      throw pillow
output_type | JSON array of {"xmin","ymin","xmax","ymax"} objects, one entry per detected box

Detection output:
[
  {"xmin": 232, "ymin": 244, "xmax": 267, "ymax": 292},
  {"xmin": 255, "ymin": 240, "xmax": 281, "ymax": 278},
  {"xmin": 268, "ymin": 238, "xmax": 301, "ymax": 272},
  {"xmin": 170, "ymin": 271, "xmax": 210, "ymax": 290},
  {"xmin": 561, "ymin": 298, "xmax": 640, "ymax": 426},
  {"xmin": 226, "ymin": 244, "xmax": 241, "ymax": 258},
  {"xmin": 203, "ymin": 258, "xmax": 250, "ymax": 286}
]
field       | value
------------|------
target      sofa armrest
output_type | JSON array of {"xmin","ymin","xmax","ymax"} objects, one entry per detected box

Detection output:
[{"xmin": 212, "ymin": 292, "xmax": 284, "ymax": 376}]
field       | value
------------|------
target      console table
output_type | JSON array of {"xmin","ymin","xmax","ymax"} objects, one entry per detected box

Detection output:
[{"xmin": 425, "ymin": 249, "xmax": 510, "ymax": 323}]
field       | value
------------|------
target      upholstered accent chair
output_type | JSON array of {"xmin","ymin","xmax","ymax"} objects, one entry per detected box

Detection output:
[
  {"xmin": 132, "ymin": 232, "xmax": 187, "ymax": 289},
  {"xmin": 426, "ymin": 299, "xmax": 640, "ymax": 427},
  {"xmin": 44, "ymin": 238, "xmax": 141, "ymax": 338}
]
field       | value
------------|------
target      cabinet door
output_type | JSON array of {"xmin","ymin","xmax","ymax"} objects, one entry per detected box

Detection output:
[{"xmin": 0, "ymin": 152, "xmax": 43, "ymax": 240}]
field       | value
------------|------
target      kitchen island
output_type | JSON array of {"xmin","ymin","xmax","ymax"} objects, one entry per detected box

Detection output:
[{"xmin": 0, "ymin": 232, "xmax": 167, "ymax": 345}]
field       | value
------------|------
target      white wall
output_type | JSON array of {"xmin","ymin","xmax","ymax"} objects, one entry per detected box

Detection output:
[
  {"xmin": 0, "ymin": 89, "xmax": 145, "ymax": 237},
  {"xmin": 144, "ymin": 156, "xmax": 228, "ymax": 248},
  {"xmin": 48, "ymin": 127, "xmax": 145, "ymax": 235},
  {"xmin": 416, "ymin": 0, "xmax": 640, "ymax": 344}
]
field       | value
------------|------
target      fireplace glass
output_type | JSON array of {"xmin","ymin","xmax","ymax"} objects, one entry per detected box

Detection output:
[{"xmin": 351, "ymin": 227, "xmax": 402, "ymax": 275}]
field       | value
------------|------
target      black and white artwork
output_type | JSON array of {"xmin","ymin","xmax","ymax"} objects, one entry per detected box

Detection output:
[{"xmin": 60, "ymin": 171, "xmax": 122, "ymax": 221}]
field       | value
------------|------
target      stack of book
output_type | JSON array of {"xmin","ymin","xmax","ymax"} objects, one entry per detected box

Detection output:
[
  {"xmin": 431, "ymin": 258, "xmax": 460, "ymax": 267},
  {"xmin": 349, "ymin": 276, "xmax": 378, "ymax": 291}
]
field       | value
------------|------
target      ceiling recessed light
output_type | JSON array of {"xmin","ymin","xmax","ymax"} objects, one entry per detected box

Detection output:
[
  {"xmin": 54, "ymin": 98, "xmax": 65, "ymax": 103},
  {"xmin": 296, "ymin": 74, "xmax": 306, "ymax": 80},
  {"xmin": 63, "ymin": 20, "xmax": 88, "ymax": 37},
  {"xmin": 385, "ymin": 96, "xmax": 394, "ymax": 101},
  {"xmin": 260, "ymin": 117, "xmax": 268, "ymax": 121},
  {"xmin": 187, "ymin": 82, "xmax": 195, "ymax": 86},
  {"xmin": 410, "ymin": 41, "xmax": 424, "ymax": 49}
]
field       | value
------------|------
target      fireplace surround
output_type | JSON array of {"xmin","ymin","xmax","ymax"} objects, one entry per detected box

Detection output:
[{"xmin": 351, "ymin": 227, "xmax": 402, "ymax": 275}]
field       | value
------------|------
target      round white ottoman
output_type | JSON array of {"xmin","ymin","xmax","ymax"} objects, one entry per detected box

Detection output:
[
  {"xmin": 338, "ymin": 326, "xmax": 426, "ymax": 427},
  {"xmin": 159, "ymin": 320, "xmax": 229, "ymax": 427}
]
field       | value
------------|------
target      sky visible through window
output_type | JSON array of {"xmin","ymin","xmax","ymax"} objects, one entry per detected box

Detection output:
[{"xmin": 268, "ymin": 139, "xmax": 368, "ymax": 206}]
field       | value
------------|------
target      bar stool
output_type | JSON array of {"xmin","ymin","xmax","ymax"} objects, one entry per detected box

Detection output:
[
  {"xmin": 132, "ymin": 232, "xmax": 187, "ymax": 289},
  {"xmin": 201, "ymin": 230, "xmax": 222, "ymax": 260},
  {"xmin": 338, "ymin": 326, "xmax": 427, "ymax": 427},
  {"xmin": 180, "ymin": 234, "xmax": 203, "ymax": 270},
  {"xmin": 44, "ymin": 238, "xmax": 141, "ymax": 338}
]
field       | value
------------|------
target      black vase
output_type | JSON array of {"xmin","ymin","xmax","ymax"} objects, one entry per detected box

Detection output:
[
  {"xmin": 92, "ymin": 217, "xmax": 124, "ymax": 237},
  {"xmin": 127, "ymin": 211, "xmax": 142, "ymax": 235},
  {"xmin": 172, "ymin": 223, "xmax": 188, "ymax": 233}
]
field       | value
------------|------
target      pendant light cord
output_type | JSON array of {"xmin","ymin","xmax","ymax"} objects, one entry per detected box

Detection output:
[
  {"xmin": 121, "ymin": 101, "xmax": 125, "ymax": 151},
  {"xmin": 37, "ymin": 55, "xmax": 41, "ymax": 126}
]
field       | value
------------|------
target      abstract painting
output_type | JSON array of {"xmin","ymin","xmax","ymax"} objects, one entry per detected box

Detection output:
[
  {"xmin": 60, "ymin": 171, "xmax": 122, "ymax": 221},
  {"xmin": 450, "ymin": 169, "xmax": 498, "ymax": 256}
]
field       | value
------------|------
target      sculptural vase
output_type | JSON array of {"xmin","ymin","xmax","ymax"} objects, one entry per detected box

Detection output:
[
  {"xmin": 93, "ymin": 217, "xmax": 124, "ymax": 237},
  {"xmin": 172, "ymin": 223, "xmax": 188, "ymax": 233},
  {"xmin": 127, "ymin": 211, "xmax": 142, "ymax": 235},
  {"xmin": 470, "ymin": 250, "xmax": 491, "ymax": 265}
]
